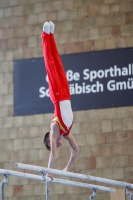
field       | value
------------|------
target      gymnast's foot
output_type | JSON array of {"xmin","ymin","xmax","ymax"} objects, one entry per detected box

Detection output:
[
  {"xmin": 49, "ymin": 21, "xmax": 55, "ymax": 34},
  {"xmin": 43, "ymin": 22, "xmax": 50, "ymax": 34}
]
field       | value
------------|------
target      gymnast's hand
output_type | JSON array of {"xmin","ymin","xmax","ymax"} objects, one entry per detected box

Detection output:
[
  {"xmin": 62, "ymin": 167, "xmax": 69, "ymax": 171},
  {"xmin": 46, "ymin": 173, "xmax": 54, "ymax": 181}
]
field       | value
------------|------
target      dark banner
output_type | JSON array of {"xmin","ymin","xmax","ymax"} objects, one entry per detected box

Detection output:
[{"xmin": 14, "ymin": 48, "xmax": 133, "ymax": 116}]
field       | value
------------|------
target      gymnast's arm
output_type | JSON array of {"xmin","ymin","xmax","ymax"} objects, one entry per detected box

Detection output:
[
  {"xmin": 47, "ymin": 122, "xmax": 59, "ymax": 180},
  {"xmin": 64, "ymin": 133, "xmax": 79, "ymax": 171}
]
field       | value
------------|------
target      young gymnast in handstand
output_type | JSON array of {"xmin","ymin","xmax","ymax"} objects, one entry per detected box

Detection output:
[{"xmin": 42, "ymin": 21, "xmax": 79, "ymax": 180}]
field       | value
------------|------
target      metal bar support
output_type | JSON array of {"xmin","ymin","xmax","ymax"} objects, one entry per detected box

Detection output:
[
  {"xmin": 130, "ymin": 195, "xmax": 133, "ymax": 200},
  {"xmin": 89, "ymin": 189, "xmax": 96, "ymax": 200},
  {"xmin": 0, "ymin": 175, "xmax": 8, "ymax": 200},
  {"xmin": 126, "ymin": 186, "xmax": 133, "ymax": 200},
  {"xmin": 46, "ymin": 181, "xmax": 50, "ymax": 200},
  {"xmin": 40, "ymin": 171, "xmax": 50, "ymax": 200},
  {"xmin": 0, "ymin": 181, "xmax": 4, "ymax": 200}
]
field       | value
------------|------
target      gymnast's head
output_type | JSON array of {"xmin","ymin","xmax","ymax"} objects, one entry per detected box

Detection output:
[
  {"xmin": 43, "ymin": 132, "xmax": 51, "ymax": 151},
  {"xmin": 43, "ymin": 132, "xmax": 63, "ymax": 151}
]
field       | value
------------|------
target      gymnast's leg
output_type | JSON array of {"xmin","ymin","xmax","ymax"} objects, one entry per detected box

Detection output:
[
  {"xmin": 48, "ymin": 22, "xmax": 73, "ymax": 128},
  {"xmin": 49, "ymin": 21, "xmax": 70, "ymax": 100},
  {"xmin": 42, "ymin": 22, "xmax": 61, "ymax": 103}
]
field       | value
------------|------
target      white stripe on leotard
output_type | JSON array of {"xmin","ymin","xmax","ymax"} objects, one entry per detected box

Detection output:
[{"xmin": 59, "ymin": 100, "xmax": 73, "ymax": 128}]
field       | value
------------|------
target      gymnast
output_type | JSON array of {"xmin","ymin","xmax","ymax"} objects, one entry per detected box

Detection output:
[{"xmin": 42, "ymin": 21, "xmax": 79, "ymax": 180}]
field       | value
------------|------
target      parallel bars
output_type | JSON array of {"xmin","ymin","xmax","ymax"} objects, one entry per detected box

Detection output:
[
  {"xmin": 0, "ymin": 168, "xmax": 115, "ymax": 200},
  {"xmin": 15, "ymin": 162, "xmax": 133, "ymax": 199}
]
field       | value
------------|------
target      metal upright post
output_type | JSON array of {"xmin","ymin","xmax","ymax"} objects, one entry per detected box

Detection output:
[
  {"xmin": 130, "ymin": 194, "xmax": 133, "ymax": 200},
  {"xmin": 89, "ymin": 189, "xmax": 96, "ymax": 200},
  {"xmin": 0, "ymin": 182, "xmax": 4, "ymax": 200},
  {"xmin": 126, "ymin": 186, "xmax": 133, "ymax": 200},
  {"xmin": 46, "ymin": 181, "xmax": 50, "ymax": 200},
  {"xmin": 0, "ymin": 175, "xmax": 8, "ymax": 200},
  {"xmin": 39, "ymin": 170, "xmax": 50, "ymax": 200}
]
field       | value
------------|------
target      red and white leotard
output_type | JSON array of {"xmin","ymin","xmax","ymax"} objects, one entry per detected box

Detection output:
[{"xmin": 42, "ymin": 32, "xmax": 73, "ymax": 136}]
